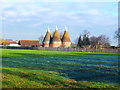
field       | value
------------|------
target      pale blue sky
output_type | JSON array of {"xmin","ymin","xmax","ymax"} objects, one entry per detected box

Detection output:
[{"xmin": 1, "ymin": 1, "xmax": 118, "ymax": 45}]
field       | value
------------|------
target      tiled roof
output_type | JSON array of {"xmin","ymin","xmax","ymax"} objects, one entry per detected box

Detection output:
[
  {"xmin": 18, "ymin": 40, "xmax": 40, "ymax": 46},
  {"xmin": 52, "ymin": 30, "xmax": 61, "ymax": 41},
  {"xmin": 2, "ymin": 41, "xmax": 17, "ymax": 45},
  {"xmin": 43, "ymin": 31, "xmax": 52, "ymax": 42},
  {"xmin": 61, "ymin": 31, "xmax": 71, "ymax": 42}
]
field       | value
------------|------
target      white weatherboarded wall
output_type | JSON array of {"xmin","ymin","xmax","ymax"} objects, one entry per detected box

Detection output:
[{"xmin": 8, "ymin": 44, "xmax": 21, "ymax": 47}]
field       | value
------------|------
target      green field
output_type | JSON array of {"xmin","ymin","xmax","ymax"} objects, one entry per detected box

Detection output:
[{"xmin": 1, "ymin": 49, "xmax": 119, "ymax": 89}]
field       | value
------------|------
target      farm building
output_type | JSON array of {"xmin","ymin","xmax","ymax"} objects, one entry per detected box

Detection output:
[
  {"xmin": 8, "ymin": 44, "xmax": 20, "ymax": 47},
  {"xmin": 42, "ymin": 28, "xmax": 52, "ymax": 47},
  {"xmin": 2, "ymin": 41, "xmax": 20, "ymax": 46},
  {"xmin": 18, "ymin": 40, "xmax": 40, "ymax": 47},
  {"xmin": 61, "ymin": 27, "xmax": 71, "ymax": 48},
  {"xmin": 51, "ymin": 26, "xmax": 62, "ymax": 47},
  {"xmin": 43, "ymin": 26, "xmax": 71, "ymax": 48}
]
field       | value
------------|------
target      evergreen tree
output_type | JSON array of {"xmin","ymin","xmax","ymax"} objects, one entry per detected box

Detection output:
[
  {"xmin": 83, "ymin": 34, "xmax": 90, "ymax": 46},
  {"xmin": 83, "ymin": 34, "xmax": 87, "ymax": 45},
  {"xmin": 77, "ymin": 35, "xmax": 83, "ymax": 47},
  {"xmin": 86, "ymin": 37, "xmax": 90, "ymax": 45}
]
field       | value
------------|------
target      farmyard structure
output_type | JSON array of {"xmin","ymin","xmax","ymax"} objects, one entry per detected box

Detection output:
[
  {"xmin": 43, "ymin": 26, "xmax": 71, "ymax": 48},
  {"xmin": 42, "ymin": 28, "xmax": 52, "ymax": 47}
]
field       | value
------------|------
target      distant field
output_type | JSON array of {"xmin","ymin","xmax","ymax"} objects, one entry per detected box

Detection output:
[{"xmin": 1, "ymin": 49, "xmax": 119, "ymax": 89}]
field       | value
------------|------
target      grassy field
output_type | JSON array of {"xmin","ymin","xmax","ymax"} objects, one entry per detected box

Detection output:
[{"xmin": 1, "ymin": 49, "xmax": 119, "ymax": 89}]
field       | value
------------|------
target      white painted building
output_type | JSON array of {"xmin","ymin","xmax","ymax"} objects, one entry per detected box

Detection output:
[{"xmin": 8, "ymin": 44, "xmax": 21, "ymax": 47}]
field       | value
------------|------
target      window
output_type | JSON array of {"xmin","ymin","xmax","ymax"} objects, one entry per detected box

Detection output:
[
  {"xmin": 65, "ymin": 42, "xmax": 69, "ymax": 45},
  {"xmin": 54, "ymin": 42, "xmax": 57, "ymax": 44}
]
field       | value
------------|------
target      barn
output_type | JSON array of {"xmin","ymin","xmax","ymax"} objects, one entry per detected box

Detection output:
[{"xmin": 18, "ymin": 40, "xmax": 40, "ymax": 47}]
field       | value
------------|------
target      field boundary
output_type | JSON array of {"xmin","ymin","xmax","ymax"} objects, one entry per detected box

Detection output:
[
  {"xmin": 1, "ymin": 46, "xmax": 119, "ymax": 53},
  {"xmin": 35, "ymin": 47, "xmax": 119, "ymax": 53}
]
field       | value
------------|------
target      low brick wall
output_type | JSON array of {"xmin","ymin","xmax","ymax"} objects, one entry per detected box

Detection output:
[
  {"xmin": 35, "ymin": 47, "xmax": 119, "ymax": 53},
  {"xmin": 1, "ymin": 46, "xmax": 119, "ymax": 53}
]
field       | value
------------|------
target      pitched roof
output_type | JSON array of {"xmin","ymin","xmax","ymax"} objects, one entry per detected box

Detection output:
[
  {"xmin": 0, "ymin": 38, "xmax": 13, "ymax": 43},
  {"xmin": 18, "ymin": 40, "xmax": 40, "ymax": 46},
  {"xmin": 2, "ymin": 41, "xmax": 18, "ymax": 45},
  {"xmin": 52, "ymin": 30, "xmax": 61, "ymax": 42},
  {"xmin": 61, "ymin": 31, "xmax": 71, "ymax": 42},
  {"xmin": 43, "ymin": 30, "xmax": 52, "ymax": 42}
]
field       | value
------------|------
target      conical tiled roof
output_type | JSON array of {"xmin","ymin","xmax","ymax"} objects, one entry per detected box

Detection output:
[
  {"xmin": 61, "ymin": 27, "xmax": 71, "ymax": 42},
  {"xmin": 52, "ymin": 27, "xmax": 61, "ymax": 41},
  {"xmin": 43, "ymin": 28, "xmax": 52, "ymax": 42}
]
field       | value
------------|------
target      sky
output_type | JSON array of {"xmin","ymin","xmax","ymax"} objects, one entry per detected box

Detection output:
[{"xmin": 0, "ymin": 0, "xmax": 118, "ymax": 46}]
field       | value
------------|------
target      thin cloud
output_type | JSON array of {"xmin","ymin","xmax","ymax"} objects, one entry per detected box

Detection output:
[
  {"xmin": 87, "ymin": 9, "xmax": 100, "ymax": 15},
  {"xmin": 3, "ymin": 11, "xmax": 17, "ymax": 17},
  {"xmin": 2, "ymin": 3, "xmax": 50, "ymax": 20},
  {"xmin": 31, "ymin": 23, "xmax": 43, "ymax": 27}
]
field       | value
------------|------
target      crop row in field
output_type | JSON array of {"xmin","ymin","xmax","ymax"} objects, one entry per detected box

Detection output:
[{"xmin": 1, "ymin": 49, "xmax": 119, "ymax": 88}]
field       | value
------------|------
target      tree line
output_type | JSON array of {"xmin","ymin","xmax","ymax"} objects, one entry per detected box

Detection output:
[{"xmin": 75, "ymin": 30, "xmax": 111, "ymax": 48}]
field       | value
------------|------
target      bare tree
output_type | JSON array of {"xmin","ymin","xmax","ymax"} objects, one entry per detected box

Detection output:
[
  {"xmin": 38, "ymin": 35, "xmax": 44, "ymax": 44},
  {"xmin": 90, "ymin": 36, "xmax": 98, "ymax": 45},
  {"xmin": 114, "ymin": 28, "xmax": 120, "ymax": 46},
  {"xmin": 114, "ymin": 28, "xmax": 120, "ymax": 39},
  {"xmin": 82, "ymin": 30, "xmax": 90, "ymax": 37},
  {"xmin": 90, "ymin": 35, "xmax": 110, "ymax": 48},
  {"xmin": 97, "ymin": 35, "xmax": 110, "ymax": 45}
]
